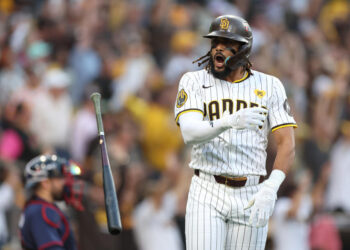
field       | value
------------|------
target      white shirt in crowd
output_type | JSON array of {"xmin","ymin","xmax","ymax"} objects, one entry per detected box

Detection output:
[
  {"xmin": 272, "ymin": 195, "xmax": 313, "ymax": 250},
  {"xmin": 69, "ymin": 107, "xmax": 97, "ymax": 162},
  {"xmin": 0, "ymin": 183, "xmax": 14, "ymax": 243},
  {"xmin": 325, "ymin": 138, "xmax": 350, "ymax": 213},
  {"xmin": 133, "ymin": 191, "xmax": 183, "ymax": 250},
  {"xmin": 30, "ymin": 91, "xmax": 73, "ymax": 149}
]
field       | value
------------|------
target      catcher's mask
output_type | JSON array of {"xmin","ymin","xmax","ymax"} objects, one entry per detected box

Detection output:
[
  {"xmin": 24, "ymin": 154, "xmax": 84, "ymax": 211},
  {"xmin": 204, "ymin": 15, "xmax": 253, "ymax": 71}
]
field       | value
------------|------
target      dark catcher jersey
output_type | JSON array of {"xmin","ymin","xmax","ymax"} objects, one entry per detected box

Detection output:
[{"xmin": 19, "ymin": 197, "xmax": 77, "ymax": 250}]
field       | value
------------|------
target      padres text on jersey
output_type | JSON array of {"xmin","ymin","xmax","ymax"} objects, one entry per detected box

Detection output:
[{"xmin": 174, "ymin": 69, "xmax": 297, "ymax": 177}]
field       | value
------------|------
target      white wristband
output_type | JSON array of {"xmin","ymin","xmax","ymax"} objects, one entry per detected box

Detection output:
[{"xmin": 264, "ymin": 169, "xmax": 286, "ymax": 193}]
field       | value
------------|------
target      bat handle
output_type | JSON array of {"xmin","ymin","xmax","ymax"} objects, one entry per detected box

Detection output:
[{"xmin": 90, "ymin": 92, "xmax": 104, "ymax": 134}]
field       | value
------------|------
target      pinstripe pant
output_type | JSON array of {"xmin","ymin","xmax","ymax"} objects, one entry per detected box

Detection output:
[{"xmin": 185, "ymin": 173, "xmax": 268, "ymax": 250}]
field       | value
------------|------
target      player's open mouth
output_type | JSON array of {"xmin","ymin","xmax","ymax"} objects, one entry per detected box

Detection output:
[{"xmin": 214, "ymin": 54, "xmax": 225, "ymax": 68}]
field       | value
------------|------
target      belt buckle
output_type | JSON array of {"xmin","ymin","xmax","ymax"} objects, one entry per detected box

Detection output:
[{"xmin": 224, "ymin": 176, "xmax": 232, "ymax": 186}]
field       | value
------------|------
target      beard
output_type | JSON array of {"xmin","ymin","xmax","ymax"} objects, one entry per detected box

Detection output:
[
  {"xmin": 52, "ymin": 190, "xmax": 64, "ymax": 201},
  {"xmin": 51, "ymin": 185, "xmax": 65, "ymax": 201},
  {"xmin": 209, "ymin": 55, "xmax": 232, "ymax": 80}
]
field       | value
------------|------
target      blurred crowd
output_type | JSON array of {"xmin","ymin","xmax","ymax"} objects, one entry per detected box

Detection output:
[{"xmin": 0, "ymin": 0, "xmax": 349, "ymax": 249}]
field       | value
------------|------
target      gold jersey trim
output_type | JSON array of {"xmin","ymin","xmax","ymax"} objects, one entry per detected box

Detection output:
[
  {"xmin": 232, "ymin": 71, "xmax": 249, "ymax": 83},
  {"xmin": 271, "ymin": 123, "xmax": 298, "ymax": 132},
  {"xmin": 175, "ymin": 109, "xmax": 204, "ymax": 125}
]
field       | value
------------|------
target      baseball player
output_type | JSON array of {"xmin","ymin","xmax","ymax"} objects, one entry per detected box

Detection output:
[
  {"xmin": 174, "ymin": 15, "xmax": 297, "ymax": 250},
  {"xmin": 19, "ymin": 154, "xmax": 84, "ymax": 250}
]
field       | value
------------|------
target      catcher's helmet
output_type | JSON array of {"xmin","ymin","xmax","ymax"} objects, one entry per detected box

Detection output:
[
  {"xmin": 204, "ymin": 15, "xmax": 252, "ymax": 56},
  {"xmin": 24, "ymin": 154, "xmax": 84, "ymax": 210},
  {"xmin": 24, "ymin": 154, "xmax": 80, "ymax": 189}
]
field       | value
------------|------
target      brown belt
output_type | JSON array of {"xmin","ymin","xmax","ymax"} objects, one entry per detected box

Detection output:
[{"xmin": 194, "ymin": 169, "xmax": 264, "ymax": 188}]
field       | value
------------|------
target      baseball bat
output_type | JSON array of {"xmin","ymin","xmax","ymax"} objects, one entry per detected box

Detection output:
[{"xmin": 90, "ymin": 92, "xmax": 122, "ymax": 235}]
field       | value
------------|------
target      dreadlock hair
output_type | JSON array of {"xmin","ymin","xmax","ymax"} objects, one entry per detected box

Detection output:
[
  {"xmin": 192, "ymin": 51, "xmax": 211, "ymax": 72},
  {"xmin": 192, "ymin": 50, "xmax": 253, "ymax": 76},
  {"xmin": 244, "ymin": 60, "xmax": 253, "ymax": 76}
]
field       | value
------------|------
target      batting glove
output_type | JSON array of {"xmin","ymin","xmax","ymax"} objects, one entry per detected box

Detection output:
[
  {"xmin": 245, "ymin": 169, "xmax": 285, "ymax": 227},
  {"xmin": 221, "ymin": 107, "xmax": 267, "ymax": 130}
]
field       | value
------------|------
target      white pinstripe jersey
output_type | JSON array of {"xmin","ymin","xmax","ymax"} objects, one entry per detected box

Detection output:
[{"xmin": 174, "ymin": 69, "xmax": 297, "ymax": 177}]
